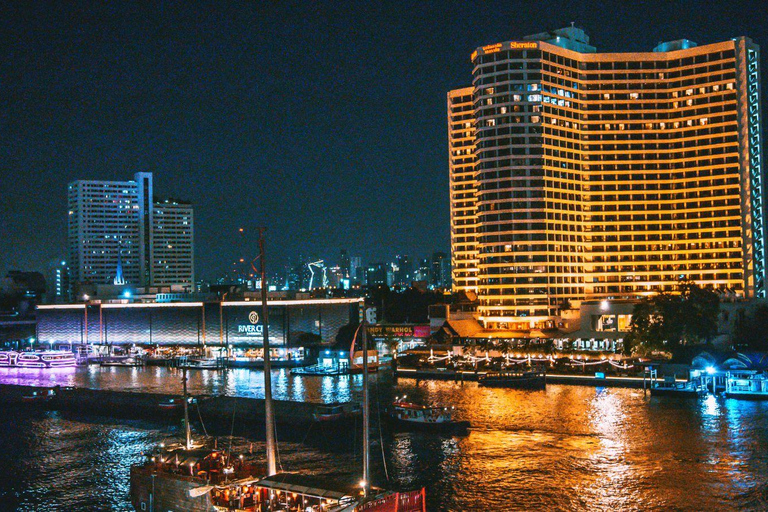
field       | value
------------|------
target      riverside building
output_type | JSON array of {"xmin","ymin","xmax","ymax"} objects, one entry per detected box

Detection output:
[
  {"xmin": 448, "ymin": 26, "xmax": 765, "ymax": 332},
  {"xmin": 68, "ymin": 172, "xmax": 194, "ymax": 290}
]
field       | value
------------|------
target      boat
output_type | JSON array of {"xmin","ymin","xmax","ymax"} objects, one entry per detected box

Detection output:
[
  {"xmin": 725, "ymin": 370, "xmax": 768, "ymax": 400},
  {"xmin": 100, "ymin": 357, "xmax": 145, "ymax": 368},
  {"xmin": 292, "ymin": 363, "xmax": 350, "ymax": 376},
  {"xmin": 649, "ymin": 370, "xmax": 706, "ymax": 398},
  {"xmin": 132, "ymin": 364, "xmax": 265, "ymax": 510},
  {"xmin": 158, "ymin": 396, "xmax": 197, "ymax": 411},
  {"xmin": 0, "ymin": 351, "xmax": 19, "ymax": 366},
  {"xmin": 130, "ymin": 229, "xmax": 425, "ymax": 511},
  {"xmin": 179, "ymin": 357, "xmax": 223, "ymax": 370},
  {"xmin": 313, "ymin": 402, "xmax": 362, "ymax": 422},
  {"xmin": 14, "ymin": 350, "xmax": 77, "ymax": 368},
  {"xmin": 131, "ymin": 229, "xmax": 279, "ymax": 512},
  {"xmin": 21, "ymin": 388, "xmax": 56, "ymax": 404},
  {"xmin": 0, "ymin": 350, "xmax": 76, "ymax": 369},
  {"xmin": 388, "ymin": 396, "xmax": 469, "ymax": 433},
  {"xmin": 479, "ymin": 370, "xmax": 546, "ymax": 389},
  {"xmin": 130, "ymin": 444, "xmax": 266, "ymax": 511}
]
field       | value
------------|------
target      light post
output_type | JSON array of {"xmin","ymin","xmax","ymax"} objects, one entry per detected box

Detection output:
[{"xmin": 220, "ymin": 292, "xmax": 228, "ymax": 356}]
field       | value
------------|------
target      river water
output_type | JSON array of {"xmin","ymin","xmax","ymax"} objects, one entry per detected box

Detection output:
[{"xmin": 0, "ymin": 366, "xmax": 767, "ymax": 511}]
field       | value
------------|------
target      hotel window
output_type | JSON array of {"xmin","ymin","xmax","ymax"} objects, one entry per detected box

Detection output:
[
  {"xmin": 686, "ymin": 88, "xmax": 693, "ymax": 95},
  {"xmin": 500, "ymin": 106, "xmax": 507, "ymax": 114},
  {"xmin": 487, "ymin": 119, "xmax": 496, "ymax": 127},
  {"xmin": 726, "ymin": 82, "xmax": 734, "ymax": 90},
  {"xmin": 629, "ymin": 92, "xmax": 639, "ymax": 99},
  {"xmin": 603, "ymin": 93, "xmax": 611, "ymax": 100}
]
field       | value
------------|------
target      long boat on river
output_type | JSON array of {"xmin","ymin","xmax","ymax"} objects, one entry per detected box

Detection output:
[{"xmin": 478, "ymin": 371, "xmax": 546, "ymax": 390}]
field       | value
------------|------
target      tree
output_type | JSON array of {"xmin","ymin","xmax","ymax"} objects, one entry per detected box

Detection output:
[
  {"xmin": 626, "ymin": 280, "xmax": 720, "ymax": 355},
  {"xmin": 733, "ymin": 304, "xmax": 768, "ymax": 351}
]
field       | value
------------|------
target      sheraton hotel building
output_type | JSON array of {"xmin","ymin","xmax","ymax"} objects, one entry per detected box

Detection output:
[{"xmin": 449, "ymin": 26, "xmax": 765, "ymax": 333}]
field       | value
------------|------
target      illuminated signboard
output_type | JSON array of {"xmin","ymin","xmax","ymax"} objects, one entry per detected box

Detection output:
[
  {"xmin": 237, "ymin": 310, "xmax": 263, "ymax": 336},
  {"xmin": 366, "ymin": 325, "xmax": 431, "ymax": 338},
  {"xmin": 509, "ymin": 41, "xmax": 538, "ymax": 49},
  {"xmin": 473, "ymin": 41, "xmax": 538, "ymax": 60}
]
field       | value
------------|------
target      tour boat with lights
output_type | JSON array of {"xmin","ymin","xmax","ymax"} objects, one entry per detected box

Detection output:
[
  {"xmin": 388, "ymin": 396, "xmax": 470, "ymax": 433},
  {"xmin": 0, "ymin": 350, "xmax": 77, "ymax": 369},
  {"xmin": 479, "ymin": 370, "xmax": 546, "ymax": 389}
]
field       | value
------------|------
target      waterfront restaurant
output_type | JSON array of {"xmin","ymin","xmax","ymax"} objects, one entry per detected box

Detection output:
[{"xmin": 36, "ymin": 298, "xmax": 362, "ymax": 357}]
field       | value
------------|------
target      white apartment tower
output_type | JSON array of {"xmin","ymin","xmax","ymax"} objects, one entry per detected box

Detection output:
[{"xmin": 68, "ymin": 172, "xmax": 194, "ymax": 289}]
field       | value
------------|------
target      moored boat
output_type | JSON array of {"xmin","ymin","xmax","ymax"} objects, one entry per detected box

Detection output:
[
  {"xmin": 650, "ymin": 375, "xmax": 706, "ymax": 398},
  {"xmin": 313, "ymin": 402, "xmax": 362, "ymax": 422},
  {"xmin": 21, "ymin": 388, "xmax": 56, "ymax": 404},
  {"xmin": 100, "ymin": 357, "xmax": 145, "ymax": 368},
  {"xmin": 725, "ymin": 370, "xmax": 768, "ymax": 400},
  {"xmin": 179, "ymin": 357, "xmax": 223, "ymax": 370},
  {"xmin": 479, "ymin": 370, "xmax": 546, "ymax": 389},
  {"xmin": 2, "ymin": 350, "xmax": 77, "ymax": 369},
  {"xmin": 388, "ymin": 396, "xmax": 469, "ymax": 433},
  {"xmin": 292, "ymin": 363, "xmax": 350, "ymax": 376},
  {"xmin": 130, "ymin": 444, "xmax": 265, "ymax": 511}
]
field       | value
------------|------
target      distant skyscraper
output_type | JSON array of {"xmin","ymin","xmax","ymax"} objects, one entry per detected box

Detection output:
[
  {"xmin": 340, "ymin": 249, "xmax": 351, "ymax": 279},
  {"xmin": 68, "ymin": 172, "xmax": 194, "ymax": 289},
  {"xmin": 152, "ymin": 199, "xmax": 194, "ymax": 287},
  {"xmin": 394, "ymin": 254, "xmax": 413, "ymax": 287},
  {"xmin": 350, "ymin": 256, "xmax": 363, "ymax": 284},
  {"xmin": 431, "ymin": 252, "xmax": 450, "ymax": 289},
  {"xmin": 366, "ymin": 263, "xmax": 387, "ymax": 287},
  {"xmin": 415, "ymin": 257, "xmax": 430, "ymax": 282},
  {"xmin": 450, "ymin": 26, "xmax": 766, "ymax": 330},
  {"xmin": 46, "ymin": 259, "xmax": 71, "ymax": 303}
]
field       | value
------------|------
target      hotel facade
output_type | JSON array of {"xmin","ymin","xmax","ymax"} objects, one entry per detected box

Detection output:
[{"xmin": 448, "ymin": 27, "xmax": 765, "ymax": 331}]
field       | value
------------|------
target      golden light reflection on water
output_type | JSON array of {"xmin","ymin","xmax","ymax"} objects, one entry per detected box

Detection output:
[{"xmin": 2, "ymin": 368, "xmax": 768, "ymax": 510}]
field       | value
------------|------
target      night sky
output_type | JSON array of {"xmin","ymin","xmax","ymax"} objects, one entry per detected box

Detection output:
[{"xmin": 1, "ymin": 0, "xmax": 766, "ymax": 280}]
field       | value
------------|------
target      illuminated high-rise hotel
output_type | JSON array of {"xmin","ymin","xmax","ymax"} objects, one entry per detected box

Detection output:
[{"xmin": 448, "ymin": 27, "xmax": 765, "ymax": 331}]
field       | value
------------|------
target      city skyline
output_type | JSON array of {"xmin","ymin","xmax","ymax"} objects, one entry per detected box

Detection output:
[{"xmin": 1, "ymin": 1, "xmax": 766, "ymax": 281}]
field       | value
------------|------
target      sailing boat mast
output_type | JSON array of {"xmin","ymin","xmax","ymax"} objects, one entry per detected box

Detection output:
[
  {"xmin": 258, "ymin": 227, "xmax": 278, "ymax": 476},
  {"xmin": 182, "ymin": 366, "xmax": 192, "ymax": 450},
  {"xmin": 361, "ymin": 312, "xmax": 370, "ymax": 497}
]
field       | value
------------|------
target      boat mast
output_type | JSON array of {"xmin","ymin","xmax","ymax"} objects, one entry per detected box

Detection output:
[
  {"xmin": 259, "ymin": 227, "xmax": 278, "ymax": 476},
  {"xmin": 361, "ymin": 313, "xmax": 369, "ymax": 497},
  {"xmin": 182, "ymin": 366, "xmax": 191, "ymax": 450}
]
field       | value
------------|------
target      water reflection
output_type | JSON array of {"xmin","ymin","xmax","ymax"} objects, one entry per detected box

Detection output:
[{"xmin": 1, "ymin": 367, "xmax": 768, "ymax": 510}]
